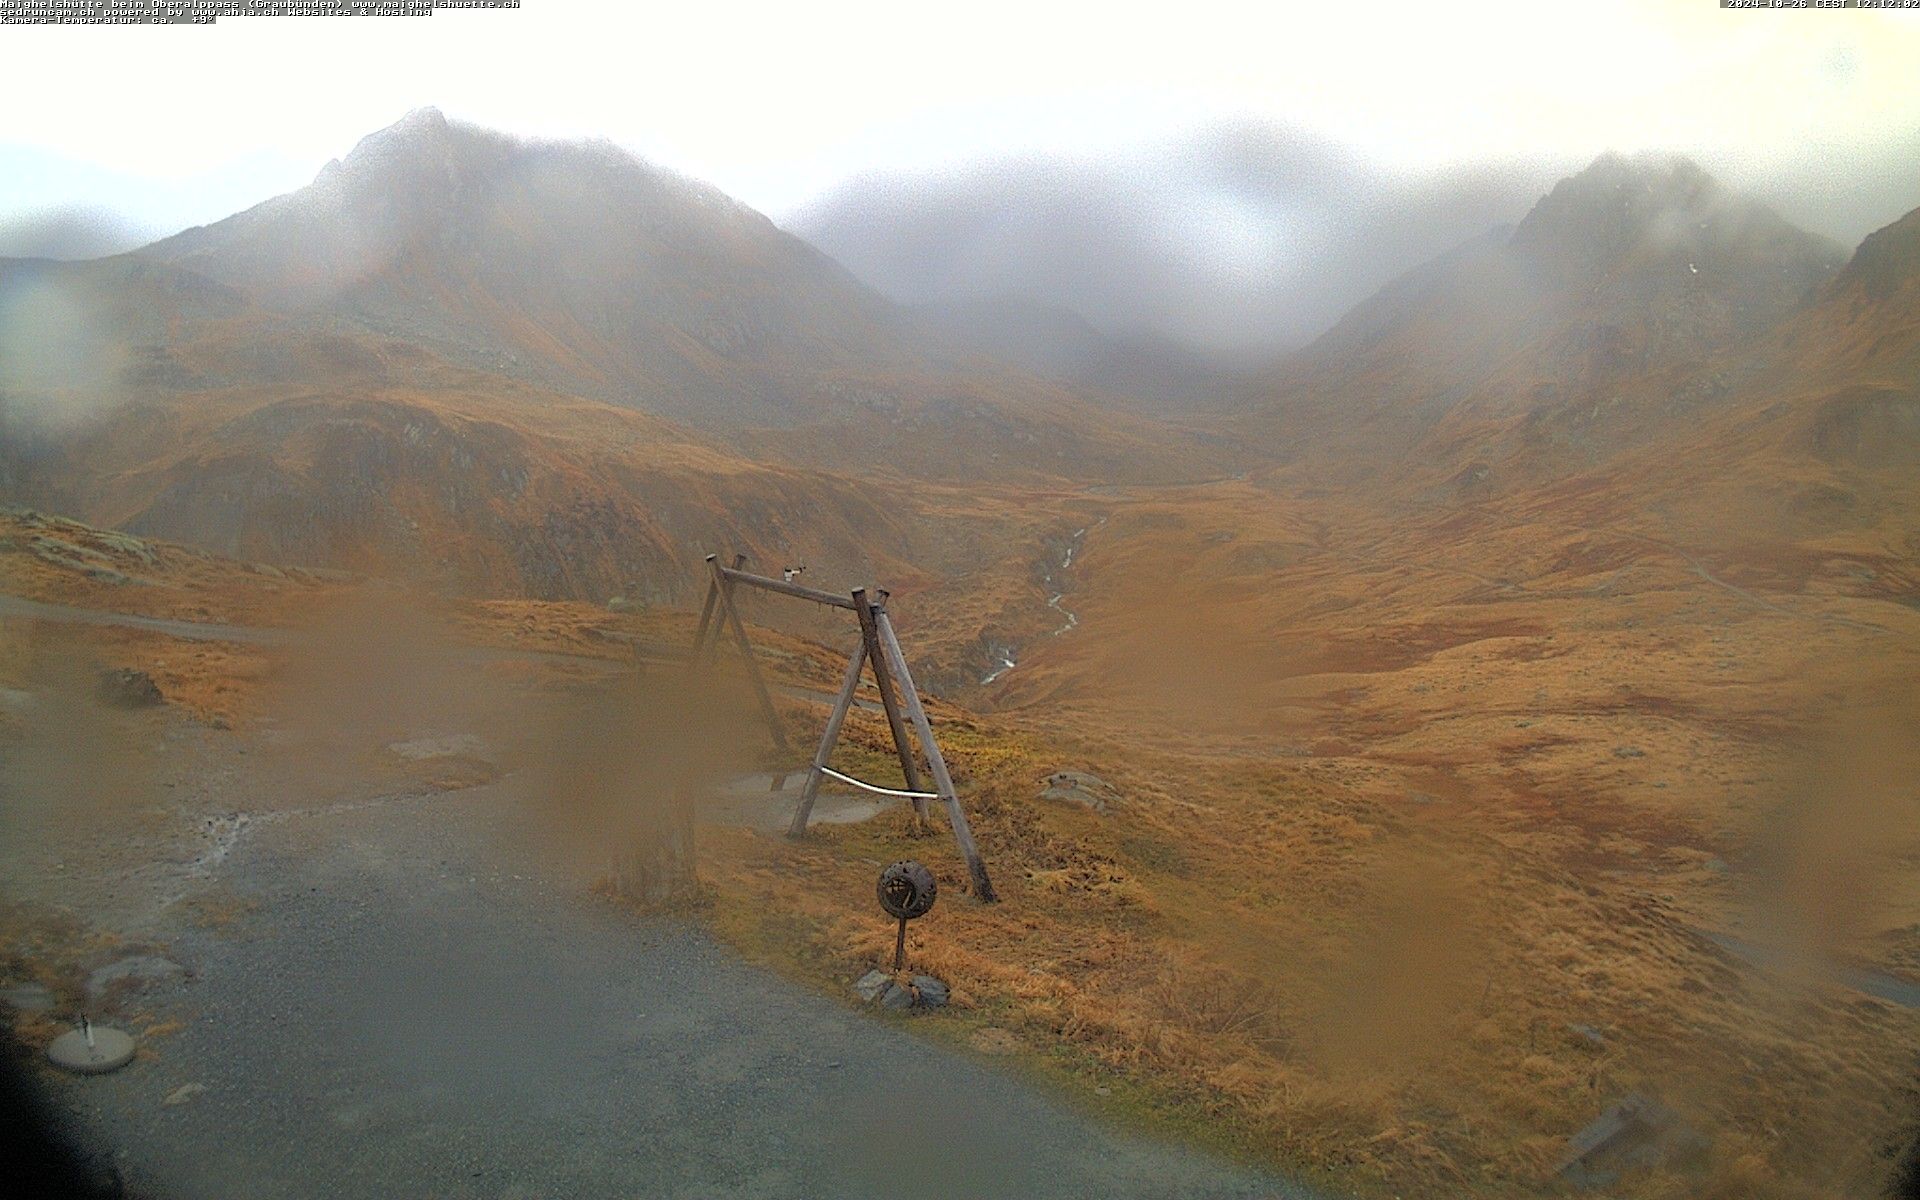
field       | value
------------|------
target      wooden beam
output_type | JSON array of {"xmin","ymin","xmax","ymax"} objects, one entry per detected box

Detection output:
[
  {"xmin": 688, "ymin": 560, "xmax": 722, "ymax": 669},
  {"xmin": 708, "ymin": 554, "xmax": 791, "ymax": 757},
  {"xmin": 873, "ymin": 609, "xmax": 997, "ymax": 902},
  {"xmin": 718, "ymin": 566, "xmax": 857, "ymax": 610},
  {"xmin": 857, "ymin": 589, "xmax": 928, "ymax": 824},
  {"xmin": 786, "ymin": 638, "xmax": 867, "ymax": 838}
]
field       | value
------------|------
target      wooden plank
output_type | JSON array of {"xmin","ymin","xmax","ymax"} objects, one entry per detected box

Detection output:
[
  {"xmin": 688, "ymin": 562, "xmax": 722, "ymax": 669},
  {"xmin": 709, "ymin": 555, "xmax": 791, "ymax": 756},
  {"xmin": 857, "ymin": 589, "xmax": 928, "ymax": 824},
  {"xmin": 786, "ymin": 638, "xmax": 867, "ymax": 838},
  {"xmin": 718, "ymin": 566, "xmax": 857, "ymax": 610},
  {"xmin": 873, "ymin": 609, "xmax": 997, "ymax": 902}
]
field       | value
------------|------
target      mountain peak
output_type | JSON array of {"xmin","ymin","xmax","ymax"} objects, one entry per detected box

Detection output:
[
  {"xmin": 1507, "ymin": 150, "xmax": 1839, "ymax": 287},
  {"xmin": 1572, "ymin": 149, "xmax": 1711, "ymax": 188},
  {"xmin": 1509, "ymin": 151, "xmax": 1721, "ymax": 266},
  {"xmin": 342, "ymin": 105, "xmax": 472, "ymax": 166}
]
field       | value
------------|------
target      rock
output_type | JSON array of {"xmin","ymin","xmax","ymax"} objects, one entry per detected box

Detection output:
[
  {"xmin": 852, "ymin": 969, "xmax": 892, "ymax": 1003},
  {"xmin": 86, "ymin": 955, "xmax": 185, "ymax": 1000},
  {"xmin": 1612, "ymin": 746, "xmax": 1646, "ymax": 760},
  {"xmin": 1039, "ymin": 770, "xmax": 1120, "ymax": 814},
  {"xmin": 1567, "ymin": 1023, "xmax": 1608, "ymax": 1049},
  {"xmin": 47, "ymin": 1024, "xmax": 136, "ymax": 1075},
  {"xmin": 0, "ymin": 982, "xmax": 54, "ymax": 1011},
  {"xmin": 1704, "ymin": 857, "xmax": 1730, "ymax": 874},
  {"xmin": 911, "ymin": 975, "xmax": 950, "ymax": 1009},
  {"xmin": 94, "ymin": 668, "xmax": 163, "ymax": 709},
  {"xmin": 163, "ymin": 1082, "xmax": 206, "ymax": 1107},
  {"xmin": 878, "ymin": 981, "xmax": 915, "ymax": 1011},
  {"xmin": 0, "ymin": 687, "xmax": 35, "ymax": 713},
  {"xmin": 387, "ymin": 733, "xmax": 489, "ymax": 762},
  {"xmin": 607, "ymin": 596, "xmax": 646, "ymax": 614},
  {"xmin": 1556, "ymin": 1092, "xmax": 1703, "ymax": 1188}
]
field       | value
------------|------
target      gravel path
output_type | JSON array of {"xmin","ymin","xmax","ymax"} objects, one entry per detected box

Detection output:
[
  {"xmin": 41, "ymin": 774, "xmax": 1307, "ymax": 1200},
  {"xmin": 0, "ymin": 593, "xmax": 291, "ymax": 646}
]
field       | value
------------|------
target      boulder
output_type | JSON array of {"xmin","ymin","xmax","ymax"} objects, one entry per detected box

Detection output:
[
  {"xmin": 1556, "ymin": 1093, "xmax": 1703, "ymax": 1188},
  {"xmin": 1039, "ymin": 770, "xmax": 1120, "ymax": 814},
  {"xmin": 856, "ymin": 969, "xmax": 951, "ymax": 1011},
  {"xmin": 852, "ymin": 969, "xmax": 892, "ymax": 1003},
  {"xmin": 94, "ymin": 668, "xmax": 162, "ymax": 709}
]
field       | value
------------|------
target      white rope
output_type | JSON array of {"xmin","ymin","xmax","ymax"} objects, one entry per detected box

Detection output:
[{"xmin": 817, "ymin": 766, "xmax": 941, "ymax": 801}]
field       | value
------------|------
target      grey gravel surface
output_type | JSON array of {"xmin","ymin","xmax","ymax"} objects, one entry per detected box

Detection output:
[{"xmin": 44, "ymin": 778, "xmax": 1309, "ymax": 1200}]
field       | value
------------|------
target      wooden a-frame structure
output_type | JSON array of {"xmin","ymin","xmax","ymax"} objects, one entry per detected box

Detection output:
[{"xmin": 689, "ymin": 554, "xmax": 997, "ymax": 902}]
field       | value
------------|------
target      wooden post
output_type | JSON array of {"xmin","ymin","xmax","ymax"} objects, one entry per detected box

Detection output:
[
  {"xmin": 856, "ymin": 588, "xmax": 928, "ymax": 824},
  {"xmin": 787, "ymin": 638, "xmax": 868, "ymax": 838},
  {"xmin": 708, "ymin": 554, "xmax": 790, "ymax": 758},
  {"xmin": 873, "ymin": 609, "xmax": 997, "ymax": 903},
  {"xmin": 688, "ymin": 565, "xmax": 721, "ymax": 667}
]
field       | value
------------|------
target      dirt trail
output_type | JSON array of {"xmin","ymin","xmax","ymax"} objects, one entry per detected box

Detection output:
[
  {"xmin": 0, "ymin": 593, "xmax": 292, "ymax": 645},
  {"xmin": 1613, "ymin": 528, "xmax": 1890, "ymax": 633}
]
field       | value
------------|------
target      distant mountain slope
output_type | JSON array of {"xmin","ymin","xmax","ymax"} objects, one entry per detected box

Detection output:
[
  {"xmin": 791, "ymin": 122, "xmax": 1551, "ymax": 402},
  {"xmin": 1775, "ymin": 205, "xmax": 1920, "ymax": 388},
  {"xmin": 0, "ymin": 253, "xmax": 1013, "ymax": 608},
  {"xmin": 1246, "ymin": 153, "xmax": 1848, "ymax": 483},
  {"xmin": 0, "ymin": 204, "xmax": 159, "ymax": 261},
  {"xmin": 1693, "ymin": 202, "xmax": 1920, "ymax": 484},
  {"xmin": 137, "ymin": 110, "xmax": 1200, "ymax": 484},
  {"xmin": 904, "ymin": 295, "xmax": 1256, "ymax": 415}
]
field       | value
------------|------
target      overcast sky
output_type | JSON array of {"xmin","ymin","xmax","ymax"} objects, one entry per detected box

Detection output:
[{"xmin": 2, "ymin": 0, "xmax": 1917, "ymax": 253}]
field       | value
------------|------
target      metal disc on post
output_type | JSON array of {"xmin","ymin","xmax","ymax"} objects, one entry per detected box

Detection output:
[{"xmin": 47, "ymin": 1020, "xmax": 136, "ymax": 1074}]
